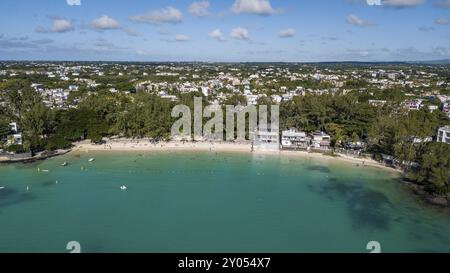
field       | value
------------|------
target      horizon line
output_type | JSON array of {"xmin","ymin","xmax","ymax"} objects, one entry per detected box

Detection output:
[{"xmin": 1, "ymin": 59, "xmax": 450, "ymax": 64}]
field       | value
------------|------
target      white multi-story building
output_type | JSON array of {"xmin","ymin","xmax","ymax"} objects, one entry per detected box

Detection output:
[
  {"xmin": 9, "ymin": 122, "xmax": 18, "ymax": 133},
  {"xmin": 437, "ymin": 126, "xmax": 450, "ymax": 144},
  {"xmin": 281, "ymin": 129, "xmax": 309, "ymax": 150},
  {"xmin": 311, "ymin": 132, "xmax": 331, "ymax": 151},
  {"xmin": 253, "ymin": 131, "xmax": 279, "ymax": 151},
  {"xmin": 7, "ymin": 122, "xmax": 22, "ymax": 146}
]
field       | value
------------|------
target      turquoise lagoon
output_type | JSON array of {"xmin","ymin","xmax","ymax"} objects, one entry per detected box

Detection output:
[{"xmin": 0, "ymin": 151, "xmax": 449, "ymax": 253}]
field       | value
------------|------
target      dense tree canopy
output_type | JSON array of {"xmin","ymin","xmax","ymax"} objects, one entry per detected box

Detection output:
[
  {"xmin": 280, "ymin": 93, "xmax": 376, "ymax": 140},
  {"xmin": 408, "ymin": 143, "xmax": 450, "ymax": 195}
]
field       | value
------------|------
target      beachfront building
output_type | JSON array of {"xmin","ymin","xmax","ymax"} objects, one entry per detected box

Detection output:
[
  {"xmin": 381, "ymin": 154, "xmax": 395, "ymax": 166},
  {"xmin": 281, "ymin": 129, "xmax": 309, "ymax": 150},
  {"xmin": 7, "ymin": 134, "xmax": 23, "ymax": 146},
  {"xmin": 310, "ymin": 132, "xmax": 331, "ymax": 151},
  {"xmin": 253, "ymin": 131, "xmax": 280, "ymax": 151},
  {"xmin": 343, "ymin": 141, "xmax": 365, "ymax": 150},
  {"xmin": 437, "ymin": 126, "xmax": 450, "ymax": 144},
  {"xmin": 7, "ymin": 122, "xmax": 22, "ymax": 146}
]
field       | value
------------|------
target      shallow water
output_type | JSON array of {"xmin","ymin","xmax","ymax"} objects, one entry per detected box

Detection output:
[{"xmin": 0, "ymin": 151, "xmax": 449, "ymax": 253}]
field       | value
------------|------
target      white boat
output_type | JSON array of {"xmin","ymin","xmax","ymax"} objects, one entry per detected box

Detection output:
[
  {"xmin": 88, "ymin": 158, "xmax": 95, "ymax": 162},
  {"xmin": 120, "ymin": 185, "xmax": 127, "ymax": 191},
  {"xmin": 61, "ymin": 162, "xmax": 68, "ymax": 166},
  {"xmin": 0, "ymin": 187, "xmax": 5, "ymax": 190},
  {"xmin": 41, "ymin": 169, "xmax": 50, "ymax": 173}
]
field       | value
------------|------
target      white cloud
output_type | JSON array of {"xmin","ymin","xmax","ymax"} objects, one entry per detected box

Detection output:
[
  {"xmin": 230, "ymin": 27, "xmax": 249, "ymax": 40},
  {"xmin": 346, "ymin": 14, "xmax": 374, "ymax": 26},
  {"xmin": 362, "ymin": 0, "xmax": 424, "ymax": 7},
  {"xmin": 232, "ymin": 0, "xmax": 279, "ymax": 15},
  {"xmin": 382, "ymin": 0, "xmax": 424, "ymax": 7},
  {"xmin": 278, "ymin": 28, "xmax": 295, "ymax": 38},
  {"xmin": 50, "ymin": 19, "xmax": 74, "ymax": 33},
  {"xmin": 129, "ymin": 7, "xmax": 183, "ymax": 24},
  {"xmin": 175, "ymin": 34, "xmax": 190, "ymax": 42},
  {"xmin": 189, "ymin": 1, "xmax": 210, "ymax": 17},
  {"xmin": 435, "ymin": 17, "xmax": 450, "ymax": 25},
  {"xmin": 366, "ymin": 0, "xmax": 382, "ymax": 5},
  {"xmin": 209, "ymin": 29, "xmax": 225, "ymax": 41},
  {"xmin": 90, "ymin": 16, "xmax": 121, "ymax": 30},
  {"xmin": 66, "ymin": 0, "xmax": 81, "ymax": 6},
  {"xmin": 136, "ymin": 50, "xmax": 154, "ymax": 56}
]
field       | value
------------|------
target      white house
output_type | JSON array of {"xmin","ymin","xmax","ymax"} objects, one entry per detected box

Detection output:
[
  {"xmin": 8, "ymin": 134, "xmax": 23, "ymax": 146},
  {"xmin": 9, "ymin": 122, "xmax": 18, "ymax": 133},
  {"xmin": 428, "ymin": 105, "xmax": 438, "ymax": 112},
  {"xmin": 437, "ymin": 126, "xmax": 450, "ymax": 144},
  {"xmin": 68, "ymin": 85, "xmax": 79, "ymax": 92},
  {"xmin": 245, "ymin": 95, "xmax": 258, "ymax": 105},
  {"xmin": 281, "ymin": 129, "xmax": 309, "ymax": 150},
  {"xmin": 368, "ymin": 100, "xmax": 387, "ymax": 107},
  {"xmin": 201, "ymin": 87, "xmax": 210, "ymax": 97},
  {"xmin": 253, "ymin": 131, "xmax": 279, "ymax": 151},
  {"xmin": 7, "ymin": 122, "xmax": 22, "ymax": 146},
  {"xmin": 404, "ymin": 100, "xmax": 423, "ymax": 111},
  {"xmin": 310, "ymin": 132, "xmax": 331, "ymax": 151},
  {"xmin": 442, "ymin": 102, "xmax": 450, "ymax": 118},
  {"xmin": 412, "ymin": 137, "xmax": 433, "ymax": 144},
  {"xmin": 271, "ymin": 95, "xmax": 282, "ymax": 104}
]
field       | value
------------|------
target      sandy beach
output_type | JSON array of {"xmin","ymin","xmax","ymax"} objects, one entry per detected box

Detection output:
[{"xmin": 71, "ymin": 139, "xmax": 401, "ymax": 173}]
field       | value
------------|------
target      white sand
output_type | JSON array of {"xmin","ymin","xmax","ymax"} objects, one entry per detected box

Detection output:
[
  {"xmin": 73, "ymin": 139, "xmax": 252, "ymax": 153},
  {"xmin": 71, "ymin": 139, "xmax": 401, "ymax": 173}
]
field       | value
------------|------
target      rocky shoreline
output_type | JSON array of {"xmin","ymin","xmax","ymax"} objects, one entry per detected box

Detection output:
[
  {"xmin": 0, "ymin": 149, "xmax": 71, "ymax": 164},
  {"xmin": 401, "ymin": 179, "xmax": 450, "ymax": 208}
]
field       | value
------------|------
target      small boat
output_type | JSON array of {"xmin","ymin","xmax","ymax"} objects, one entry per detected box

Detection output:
[
  {"xmin": 41, "ymin": 169, "xmax": 50, "ymax": 173},
  {"xmin": 0, "ymin": 186, "xmax": 5, "ymax": 190},
  {"xmin": 61, "ymin": 162, "xmax": 68, "ymax": 167},
  {"xmin": 88, "ymin": 158, "xmax": 95, "ymax": 162},
  {"xmin": 120, "ymin": 185, "xmax": 127, "ymax": 191}
]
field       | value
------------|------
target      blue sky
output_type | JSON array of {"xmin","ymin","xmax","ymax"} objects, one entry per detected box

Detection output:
[{"xmin": 0, "ymin": 0, "xmax": 449, "ymax": 62}]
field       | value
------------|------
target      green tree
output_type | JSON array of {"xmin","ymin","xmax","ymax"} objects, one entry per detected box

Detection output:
[
  {"xmin": 0, "ymin": 119, "xmax": 11, "ymax": 141},
  {"xmin": 410, "ymin": 143, "xmax": 450, "ymax": 195}
]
